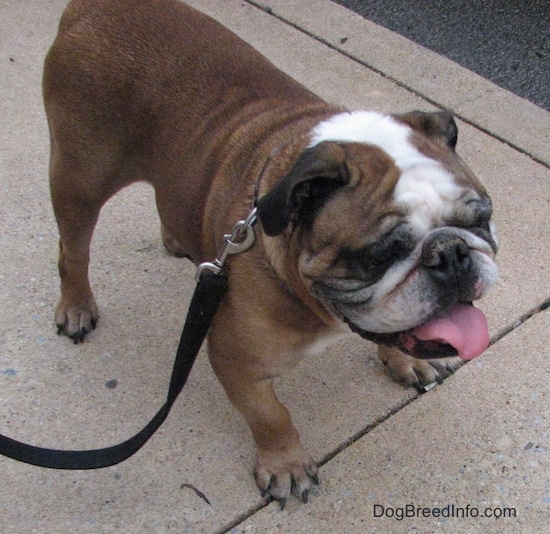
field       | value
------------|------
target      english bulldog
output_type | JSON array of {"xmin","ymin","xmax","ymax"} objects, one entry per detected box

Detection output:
[{"xmin": 44, "ymin": 0, "xmax": 498, "ymax": 505}]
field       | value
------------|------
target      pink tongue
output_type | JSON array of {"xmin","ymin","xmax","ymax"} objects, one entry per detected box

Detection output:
[{"xmin": 413, "ymin": 304, "xmax": 490, "ymax": 360}]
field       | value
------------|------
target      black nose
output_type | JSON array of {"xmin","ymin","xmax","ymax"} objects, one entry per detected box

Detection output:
[{"xmin": 421, "ymin": 235, "xmax": 471, "ymax": 283}]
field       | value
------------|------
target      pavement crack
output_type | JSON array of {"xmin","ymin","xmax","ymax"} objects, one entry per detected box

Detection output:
[
  {"xmin": 490, "ymin": 296, "xmax": 550, "ymax": 346},
  {"xmin": 215, "ymin": 501, "xmax": 270, "ymax": 534},
  {"xmin": 318, "ymin": 394, "xmax": 418, "ymax": 468}
]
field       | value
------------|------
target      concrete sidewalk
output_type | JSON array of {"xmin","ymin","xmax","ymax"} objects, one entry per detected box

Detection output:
[{"xmin": 0, "ymin": 0, "xmax": 548, "ymax": 532}]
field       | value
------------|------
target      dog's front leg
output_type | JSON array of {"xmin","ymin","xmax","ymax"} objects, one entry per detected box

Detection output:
[{"xmin": 208, "ymin": 348, "xmax": 318, "ymax": 507}]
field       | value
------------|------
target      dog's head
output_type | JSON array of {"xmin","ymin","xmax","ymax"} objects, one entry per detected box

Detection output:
[{"xmin": 257, "ymin": 111, "xmax": 498, "ymax": 360}]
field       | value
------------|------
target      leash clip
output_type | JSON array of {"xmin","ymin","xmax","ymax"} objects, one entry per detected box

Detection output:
[{"xmin": 196, "ymin": 208, "xmax": 257, "ymax": 280}]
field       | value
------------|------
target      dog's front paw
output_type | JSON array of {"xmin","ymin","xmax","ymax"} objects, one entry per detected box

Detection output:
[
  {"xmin": 254, "ymin": 447, "xmax": 319, "ymax": 508},
  {"xmin": 378, "ymin": 346, "xmax": 462, "ymax": 390},
  {"xmin": 55, "ymin": 296, "xmax": 99, "ymax": 343}
]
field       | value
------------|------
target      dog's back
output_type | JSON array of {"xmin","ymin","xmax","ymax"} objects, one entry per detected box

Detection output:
[{"xmin": 44, "ymin": 0, "xmax": 324, "ymax": 262}]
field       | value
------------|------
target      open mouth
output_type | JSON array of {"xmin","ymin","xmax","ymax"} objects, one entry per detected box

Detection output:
[{"xmin": 345, "ymin": 303, "xmax": 490, "ymax": 360}]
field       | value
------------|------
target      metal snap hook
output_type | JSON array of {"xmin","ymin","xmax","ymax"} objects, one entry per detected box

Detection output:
[{"xmin": 196, "ymin": 208, "xmax": 258, "ymax": 280}]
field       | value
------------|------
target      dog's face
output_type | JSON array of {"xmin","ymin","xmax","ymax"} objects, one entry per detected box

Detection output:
[{"xmin": 257, "ymin": 111, "xmax": 498, "ymax": 360}]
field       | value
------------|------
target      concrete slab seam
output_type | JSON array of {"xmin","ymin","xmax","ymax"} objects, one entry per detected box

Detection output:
[
  {"xmin": 244, "ymin": 0, "xmax": 550, "ymax": 170},
  {"xmin": 489, "ymin": 296, "xmax": 550, "ymax": 346}
]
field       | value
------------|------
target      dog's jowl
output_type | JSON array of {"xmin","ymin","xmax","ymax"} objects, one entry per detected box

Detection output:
[{"xmin": 44, "ymin": 0, "xmax": 498, "ymax": 504}]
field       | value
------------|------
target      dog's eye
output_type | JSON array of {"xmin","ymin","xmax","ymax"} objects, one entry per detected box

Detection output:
[
  {"xmin": 458, "ymin": 197, "xmax": 493, "ymax": 228},
  {"xmin": 448, "ymin": 197, "xmax": 496, "ymax": 247}
]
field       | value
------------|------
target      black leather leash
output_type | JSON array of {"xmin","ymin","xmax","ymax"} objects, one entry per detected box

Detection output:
[{"xmin": 0, "ymin": 209, "xmax": 257, "ymax": 469}]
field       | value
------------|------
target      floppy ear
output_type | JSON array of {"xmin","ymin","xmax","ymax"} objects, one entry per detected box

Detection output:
[
  {"xmin": 257, "ymin": 142, "xmax": 349, "ymax": 236},
  {"xmin": 397, "ymin": 110, "xmax": 458, "ymax": 149}
]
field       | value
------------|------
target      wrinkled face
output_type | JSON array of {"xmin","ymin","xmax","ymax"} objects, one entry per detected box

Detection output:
[{"xmin": 257, "ymin": 111, "xmax": 498, "ymax": 359}]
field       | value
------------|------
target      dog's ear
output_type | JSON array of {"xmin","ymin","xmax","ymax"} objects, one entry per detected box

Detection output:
[
  {"xmin": 257, "ymin": 142, "xmax": 349, "ymax": 236},
  {"xmin": 397, "ymin": 110, "xmax": 458, "ymax": 150}
]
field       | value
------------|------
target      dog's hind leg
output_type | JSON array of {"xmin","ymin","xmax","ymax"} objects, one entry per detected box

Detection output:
[
  {"xmin": 49, "ymin": 143, "xmax": 111, "ymax": 343},
  {"xmin": 51, "ymin": 199, "xmax": 99, "ymax": 343},
  {"xmin": 47, "ymin": 111, "xmax": 135, "ymax": 343}
]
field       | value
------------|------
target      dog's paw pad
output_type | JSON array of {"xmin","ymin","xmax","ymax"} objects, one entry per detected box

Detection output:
[
  {"xmin": 254, "ymin": 447, "xmax": 319, "ymax": 506},
  {"xmin": 380, "ymin": 347, "xmax": 463, "ymax": 388},
  {"xmin": 55, "ymin": 296, "xmax": 99, "ymax": 342}
]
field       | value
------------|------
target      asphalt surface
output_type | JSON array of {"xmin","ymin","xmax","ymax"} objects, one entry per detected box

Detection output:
[{"xmin": 333, "ymin": 0, "xmax": 550, "ymax": 112}]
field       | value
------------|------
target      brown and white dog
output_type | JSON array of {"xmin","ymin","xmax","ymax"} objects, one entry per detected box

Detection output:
[{"xmin": 44, "ymin": 0, "xmax": 498, "ymax": 504}]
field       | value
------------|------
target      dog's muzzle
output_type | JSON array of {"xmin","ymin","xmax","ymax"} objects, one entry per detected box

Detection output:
[
  {"xmin": 337, "ymin": 230, "xmax": 496, "ymax": 360},
  {"xmin": 420, "ymin": 232, "xmax": 479, "ymax": 304}
]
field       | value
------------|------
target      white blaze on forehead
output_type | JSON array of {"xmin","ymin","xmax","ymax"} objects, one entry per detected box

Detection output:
[{"xmin": 309, "ymin": 111, "xmax": 462, "ymax": 233}]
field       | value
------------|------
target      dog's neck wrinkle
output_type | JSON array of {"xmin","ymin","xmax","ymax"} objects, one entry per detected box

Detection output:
[{"xmin": 260, "ymin": 229, "xmax": 343, "ymax": 331}]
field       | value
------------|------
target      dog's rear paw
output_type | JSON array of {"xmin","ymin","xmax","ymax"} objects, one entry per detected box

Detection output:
[
  {"xmin": 379, "ymin": 346, "xmax": 462, "ymax": 390},
  {"xmin": 254, "ymin": 447, "xmax": 319, "ymax": 508},
  {"xmin": 55, "ymin": 297, "xmax": 99, "ymax": 343}
]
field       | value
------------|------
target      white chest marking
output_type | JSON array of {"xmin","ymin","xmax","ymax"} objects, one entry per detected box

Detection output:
[{"xmin": 309, "ymin": 111, "xmax": 461, "ymax": 233}]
